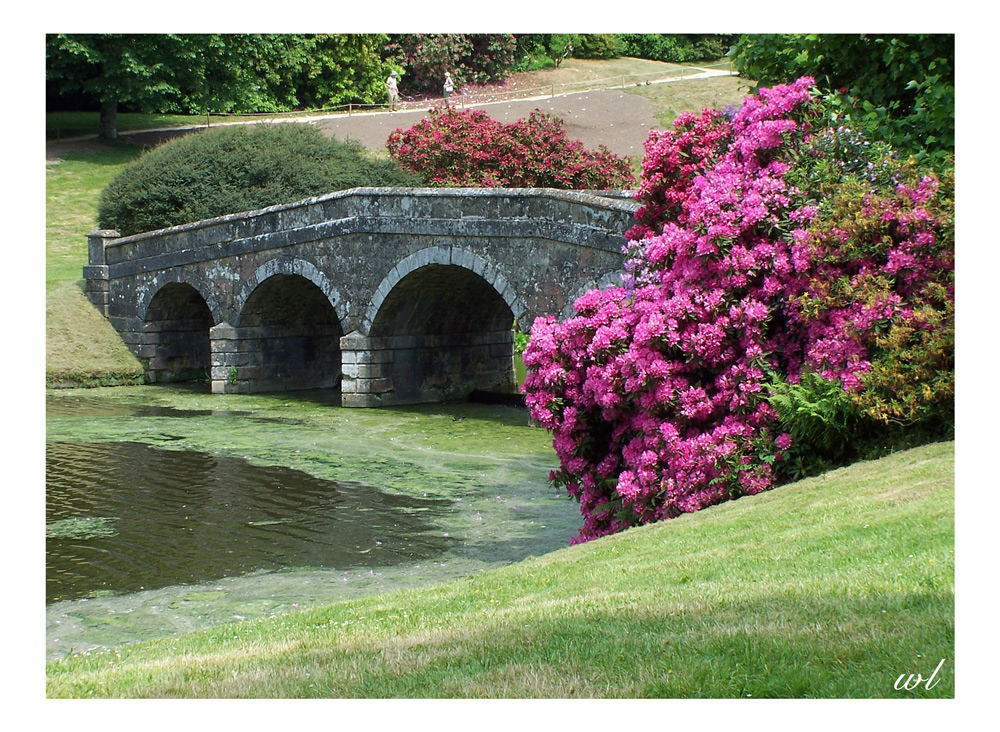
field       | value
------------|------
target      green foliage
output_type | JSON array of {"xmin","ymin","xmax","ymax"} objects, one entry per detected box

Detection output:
[
  {"xmin": 571, "ymin": 34, "xmax": 624, "ymax": 59},
  {"xmin": 278, "ymin": 34, "xmax": 391, "ymax": 108},
  {"xmin": 46, "ymin": 34, "xmax": 396, "ymax": 138},
  {"xmin": 515, "ymin": 33, "xmax": 623, "ymax": 64},
  {"xmin": 729, "ymin": 34, "xmax": 954, "ymax": 165},
  {"xmin": 766, "ymin": 368, "xmax": 866, "ymax": 466},
  {"xmin": 385, "ymin": 34, "xmax": 517, "ymax": 94},
  {"xmin": 509, "ymin": 34, "xmax": 586, "ymax": 70},
  {"xmin": 97, "ymin": 123, "xmax": 420, "ymax": 236},
  {"xmin": 510, "ymin": 34, "xmax": 557, "ymax": 71},
  {"xmin": 46, "ymin": 34, "xmax": 297, "ymax": 116},
  {"xmin": 619, "ymin": 34, "xmax": 736, "ymax": 63}
]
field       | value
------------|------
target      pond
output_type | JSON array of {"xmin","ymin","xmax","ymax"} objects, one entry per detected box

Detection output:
[{"xmin": 45, "ymin": 386, "xmax": 577, "ymax": 661}]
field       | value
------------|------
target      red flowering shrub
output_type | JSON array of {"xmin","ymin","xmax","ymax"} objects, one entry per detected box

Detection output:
[
  {"xmin": 522, "ymin": 77, "xmax": 954, "ymax": 543},
  {"xmin": 386, "ymin": 107, "xmax": 634, "ymax": 189}
]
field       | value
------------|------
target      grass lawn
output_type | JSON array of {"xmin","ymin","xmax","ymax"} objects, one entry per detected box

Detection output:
[
  {"xmin": 502, "ymin": 56, "xmax": 729, "ymax": 96},
  {"xmin": 46, "ymin": 145, "xmax": 140, "ymax": 289},
  {"xmin": 46, "ymin": 441, "xmax": 954, "ymax": 698},
  {"xmin": 47, "ymin": 111, "xmax": 250, "ymax": 141},
  {"xmin": 627, "ymin": 75, "xmax": 756, "ymax": 129}
]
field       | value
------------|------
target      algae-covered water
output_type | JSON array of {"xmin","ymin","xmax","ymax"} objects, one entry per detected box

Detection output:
[{"xmin": 45, "ymin": 385, "xmax": 576, "ymax": 661}]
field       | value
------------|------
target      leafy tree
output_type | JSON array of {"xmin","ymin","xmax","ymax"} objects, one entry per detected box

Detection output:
[
  {"xmin": 729, "ymin": 34, "xmax": 954, "ymax": 164},
  {"xmin": 46, "ymin": 34, "xmax": 394, "ymax": 139},
  {"xmin": 283, "ymin": 34, "xmax": 391, "ymax": 108},
  {"xmin": 619, "ymin": 34, "xmax": 736, "ymax": 63},
  {"xmin": 98, "ymin": 123, "xmax": 421, "ymax": 236},
  {"xmin": 46, "ymin": 34, "xmax": 294, "ymax": 139},
  {"xmin": 571, "ymin": 34, "xmax": 623, "ymax": 59}
]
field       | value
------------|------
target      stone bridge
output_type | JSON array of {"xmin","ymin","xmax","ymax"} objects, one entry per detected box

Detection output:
[{"xmin": 84, "ymin": 187, "xmax": 638, "ymax": 407}]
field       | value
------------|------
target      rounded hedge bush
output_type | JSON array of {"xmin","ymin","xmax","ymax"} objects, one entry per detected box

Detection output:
[{"xmin": 98, "ymin": 123, "xmax": 421, "ymax": 236}]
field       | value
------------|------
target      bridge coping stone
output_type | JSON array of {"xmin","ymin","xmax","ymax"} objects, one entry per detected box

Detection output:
[{"xmin": 93, "ymin": 188, "xmax": 637, "ymax": 254}]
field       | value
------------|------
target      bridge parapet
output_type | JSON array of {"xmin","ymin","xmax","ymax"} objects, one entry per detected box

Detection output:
[{"xmin": 91, "ymin": 188, "xmax": 637, "ymax": 268}]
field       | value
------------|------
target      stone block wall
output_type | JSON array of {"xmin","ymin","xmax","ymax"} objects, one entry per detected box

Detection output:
[{"xmin": 340, "ymin": 330, "xmax": 515, "ymax": 408}]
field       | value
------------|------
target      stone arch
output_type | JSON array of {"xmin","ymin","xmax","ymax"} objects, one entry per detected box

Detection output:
[
  {"xmin": 357, "ymin": 245, "xmax": 525, "ymax": 406},
  {"xmin": 228, "ymin": 257, "xmax": 346, "ymax": 393},
  {"xmin": 364, "ymin": 245, "xmax": 527, "ymax": 335},
  {"xmin": 236, "ymin": 257, "xmax": 348, "ymax": 333},
  {"xmin": 136, "ymin": 269, "xmax": 222, "ymax": 327},
  {"xmin": 140, "ymin": 278, "xmax": 217, "ymax": 384}
]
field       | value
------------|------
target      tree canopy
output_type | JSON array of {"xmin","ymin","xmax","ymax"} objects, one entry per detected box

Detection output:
[
  {"xmin": 46, "ymin": 34, "xmax": 392, "ymax": 139},
  {"xmin": 730, "ymin": 34, "xmax": 954, "ymax": 165}
]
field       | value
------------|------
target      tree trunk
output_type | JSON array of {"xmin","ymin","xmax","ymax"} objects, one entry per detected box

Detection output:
[{"xmin": 99, "ymin": 99, "xmax": 118, "ymax": 140}]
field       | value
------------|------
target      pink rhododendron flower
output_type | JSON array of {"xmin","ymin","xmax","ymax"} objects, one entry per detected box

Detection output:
[{"xmin": 523, "ymin": 77, "xmax": 953, "ymax": 544}]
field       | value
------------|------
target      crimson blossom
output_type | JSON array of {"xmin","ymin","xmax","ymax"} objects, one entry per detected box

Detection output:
[{"xmin": 386, "ymin": 106, "xmax": 633, "ymax": 189}]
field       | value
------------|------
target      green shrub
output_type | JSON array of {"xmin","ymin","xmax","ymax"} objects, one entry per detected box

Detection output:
[
  {"xmin": 765, "ymin": 368, "xmax": 867, "ymax": 478},
  {"xmin": 619, "ymin": 34, "xmax": 736, "ymax": 63},
  {"xmin": 98, "ymin": 123, "xmax": 421, "ymax": 236},
  {"xmin": 572, "ymin": 34, "xmax": 623, "ymax": 59}
]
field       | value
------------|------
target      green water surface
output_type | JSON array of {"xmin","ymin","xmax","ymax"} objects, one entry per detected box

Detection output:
[{"xmin": 45, "ymin": 385, "xmax": 576, "ymax": 661}]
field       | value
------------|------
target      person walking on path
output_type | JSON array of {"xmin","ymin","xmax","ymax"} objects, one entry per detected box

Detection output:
[
  {"xmin": 386, "ymin": 70, "xmax": 399, "ymax": 111},
  {"xmin": 443, "ymin": 72, "xmax": 454, "ymax": 107}
]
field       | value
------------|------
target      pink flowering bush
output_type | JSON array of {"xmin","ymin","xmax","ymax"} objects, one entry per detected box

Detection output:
[
  {"xmin": 386, "ymin": 107, "xmax": 634, "ymax": 189},
  {"xmin": 523, "ymin": 77, "xmax": 954, "ymax": 543}
]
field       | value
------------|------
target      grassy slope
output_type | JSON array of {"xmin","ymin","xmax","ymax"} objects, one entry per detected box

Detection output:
[
  {"xmin": 46, "ymin": 441, "xmax": 954, "ymax": 698},
  {"xmin": 46, "ymin": 146, "xmax": 145, "ymax": 384}
]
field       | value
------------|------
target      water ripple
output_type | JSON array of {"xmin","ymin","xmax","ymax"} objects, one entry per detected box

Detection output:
[{"xmin": 46, "ymin": 441, "xmax": 454, "ymax": 603}]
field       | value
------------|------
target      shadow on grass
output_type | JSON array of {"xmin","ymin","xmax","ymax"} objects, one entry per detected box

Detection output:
[{"xmin": 300, "ymin": 587, "xmax": 954, "ymax": 699}]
